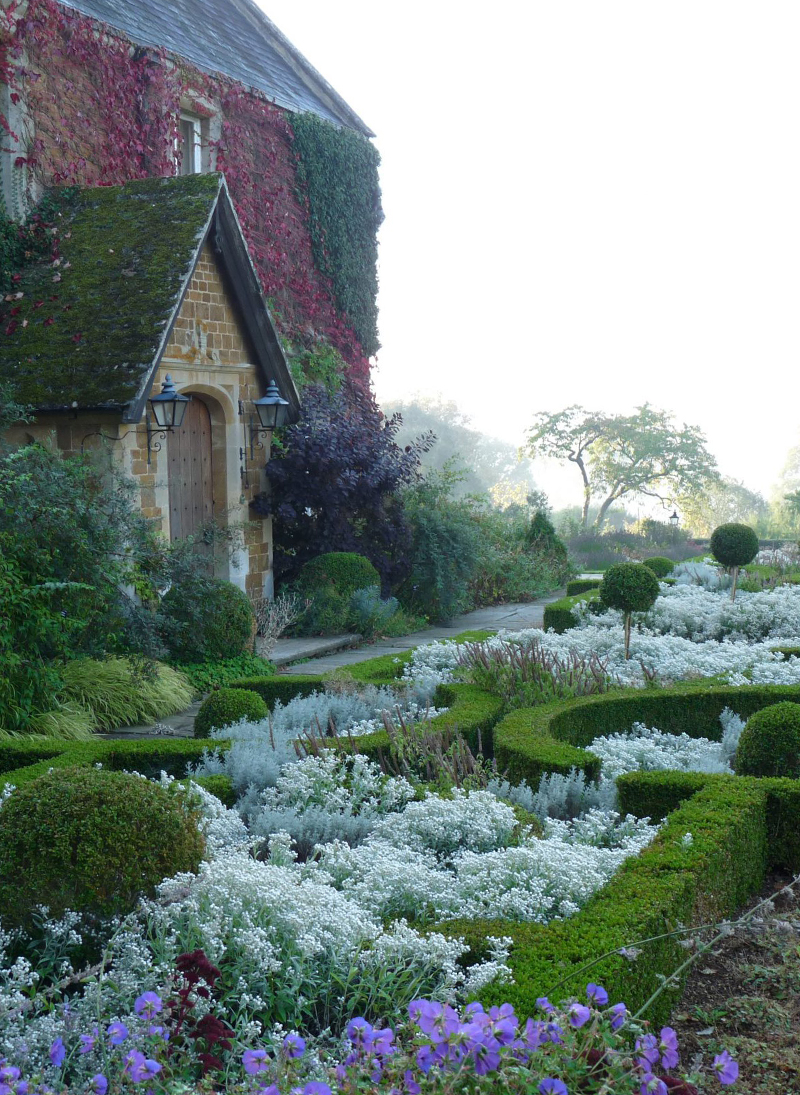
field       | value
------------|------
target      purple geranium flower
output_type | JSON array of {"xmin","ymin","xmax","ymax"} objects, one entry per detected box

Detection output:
[
  {"xmin": 608, "ymin": 1002, "xmax": 627, "ymax": 1031},
  {"xmin": 123, "ymin": 1051, "xmax": 161, "ymax": 1085},
  {"xmin": 258, "ymin": 1087, "xmax": 280, "ymax": 1095},
  {"xmin": 639, "ymin": 1076, "xmax": 668, "ymax": 1095},
  {"xmin": 587, "ymin": 983, "xmax": 609, "ymax": 1006},
  {"xmin": 347, "ymin": 1017, "xmax": 374, "ymax": 1048},
  {"xmin": 539, "ymin": 1080, "xmax": 568, "ymax": 1095},
  {"xmin": 283, "ymin": 1034, "xmax": 306, "ymax": 1059},
  {"xmin": 536, "ymin": 996, "xmax": 555, "ymax": 1013},
  {"xmin": 298, "ymin": 1084, "xmax": 331, "ymax": 1095},
  {"xmin": 106, "ymin": 1023, "xmax": 129, "ymax": 1046},
  {"xmin": 90, "ymin": 1076, "xmax": 108, "ymax": 1095},
  {"xmin": 658, "ymin": 1026, "xmax": 679, "ymax": 1070},
  {"xmin": 134, "ymin": 992, "xmax": 162, "ymax": 1019},
  {"xmin": 79, "ymin": 1030, "xmax": 98, "ymax": 1055},
  {"xmin": 49, "ymin": 1039, "xmax": 65, "ymax": 1068},
  {"xmin": 636, "ymin": 1034, "xmax": 660, "ymax": 1068},
  {"xmin": 568, "ymin": 1003, "xmax": 591, "ymax": 1029},
  {"xmin": 243, "ymin": 1049, "xmax": 270, "ymax": 1075},
  {"xmin": 713, "ymin": 1051, "xmax": 739, "ymax": 1085}
]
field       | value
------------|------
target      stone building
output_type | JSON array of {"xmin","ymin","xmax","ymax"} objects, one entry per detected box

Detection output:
[{"xmin": 2, "ymin": 174, "xmax": 300, "ymax": 595}]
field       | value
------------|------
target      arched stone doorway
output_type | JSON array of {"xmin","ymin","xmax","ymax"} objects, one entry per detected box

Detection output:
[{"xmin": 167, "ymin": 397, "xmax": 214, "ymax": 546}]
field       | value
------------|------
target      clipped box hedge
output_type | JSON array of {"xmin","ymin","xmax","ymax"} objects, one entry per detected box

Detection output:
[
  {"xmin": 566, "ymin": 578, "xmax": 602, "ymax": 596},
  {"xmin": 542, "ymin": 590, "xmax": 600, "ymax": 634}
]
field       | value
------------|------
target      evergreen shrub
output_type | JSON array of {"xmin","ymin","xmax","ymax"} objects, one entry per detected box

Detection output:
[
  {"xmin": 600, "ymin": 562, "xmax": 660, "ymax": 613},
  {"xmin": 0, "ymin": 767, "xmax": 204, "ymax": 925},
  {"xmin": 565, "ymin": 579, "xmax": 602, "ymax": 596},
  {"xmin": 642, "ymin": 556, "xmax": 674, "ymax": 578},
  {"xmin": 543, "ymin": 590, "xmax": 600, "ymax": 634},
  {"xmin": 161, "ymin": 578, "xmax": 255, "ymax": 662},
  {"xmin": 735, "ymin": 702, "xmax": 800, "ymax": 778},
  {"xmin": 297, "ymin": 552, "xmax": 380, "ymax": 598},
  {"xmin": 709, "ymin": 523, "xmax": 760, "ymax": 569},
  {"xmin": 194, "ymin": 687, "xmax": 268, "ymax": 738}
]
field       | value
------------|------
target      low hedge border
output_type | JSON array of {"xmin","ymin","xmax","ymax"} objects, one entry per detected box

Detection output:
[
  {"xmin": 543, "ymin": 590, "xmax": 600, "ymax": 634},
  {"xmin": 566, "ymin": 579, "xmax": 602, "ymax": 596},
  {"xmin": 449, "ymin": 773, "xmax": 784, "ymax": 1025},
  {"xmin": 0, "ymin": 738, "xmax": 227, "ymax": 789}
]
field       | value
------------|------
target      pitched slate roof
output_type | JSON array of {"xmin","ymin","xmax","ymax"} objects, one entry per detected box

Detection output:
[
  {"xmin": 0, "ymin": 173, "xmax": 300, "ymax": 423},
  {"xmin": 60, "ymin": 0, "xmax": 374, "ymax": 137}
]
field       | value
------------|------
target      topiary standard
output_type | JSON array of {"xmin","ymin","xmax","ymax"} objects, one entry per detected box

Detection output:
[
  {"xmin": 599, "ymin": 562, "xmax": 660, "ymax": 660},
  {"xmin": 161, "ymin": 578, "xmax": 255, "ymax": 662},
  {"xmin": 709, "ymin": 523, "xmax": 759, "ymax": 603},
  {"xmin": 642, "ymin": 556, "xmax": 674, "ymax": 579},
  {"xmin": 0, "ymin": 767, "xmax": 205, "ymax": 926},
  {"xmin": 735, "ymin": 701, "xmax": 800, "ymax": 778},
  {"xmin": 194, "ymin": 687, "xmax": 268, "ymax": 738}
]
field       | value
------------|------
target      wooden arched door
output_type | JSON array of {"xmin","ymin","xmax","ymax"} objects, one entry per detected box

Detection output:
[{"xmin": 167, "ymin": 397, "xmax": 214, "ymax": 548}]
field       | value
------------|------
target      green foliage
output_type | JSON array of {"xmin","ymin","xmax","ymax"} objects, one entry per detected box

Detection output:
[
  {"xmin": 0, "ymin": 737, "xmax": 221, "ymax": 787},
  {"xmin": 172, "ymin": 653, "xmax": 276, "ymax": 694},
  {"xmin": 161, "ymin": 578, "xmax": 255, "ymax": 662},
  {"xmin": 194, "ymin": 687, "xmax": 268, "ymax": 738},
  {"xmin": 642, "ymin": 556, "xmax": 674, "ymax": 578},
  {"xmin": 189, "ymin": 773, "xmax": 236, "ymax": 808},
  {"xmin": 26, "ymin": 703, "xmax": 95, "ymax": 740},
  {"xmin": 600, "ymin": 563, "xmax": 661, "ymax": 614},
  {"xmin": 543, "ymin": 590, "xmax": 600, "ymax": 634},
  {"xmin": 566, "ymin": 578, "xmax": 602, "ymax": 596},
  {"xmin": 493, "ymin": 707, "xmax": 602, "ymax": 786},
  {"xmin": 229, "ymin": 675, "xmax": 327, "ymax": 709},
  {"xmin": 52, "ymin": 657, "xmax": 193, "ymax": 732},
  {"xmin": 736, "ymin": 702, "xmax": 800, "ymax": 778},
  {"xmin": 0, "ymin": 767, "xmax": 204, "ymax": 925},
  {"xmin": 771, "ymin": 646, "xmax": 800, "ymax": 661},
  {"xmin": 291, "ymin": 113, "xmax": 383, "ymax": 357},
  {"xmin": 297, "ymin": 552, "xmax": 381, "ymax": 598},
  {"xmin": 710, "ymin": 523, "xmax": 760, "ymax": 568}
]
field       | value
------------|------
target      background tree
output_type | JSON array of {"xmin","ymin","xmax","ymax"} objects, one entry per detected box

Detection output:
[
  {"xmin": 676, "ymin": 477, "xmax": 769, "ymax": 538},
  {"xmin": 526, "ymin": 404, "xmax": 719, "ymax": 530},
  {"xmin": 384, "ymin": 395, "xmax": 539, "ymax": 500}
]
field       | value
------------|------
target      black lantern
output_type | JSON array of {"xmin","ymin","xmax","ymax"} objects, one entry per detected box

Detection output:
[
  {"xmin": 253, "ymin": 378, "xmax": 290, "ymax": 432},
  {"xmin": 669, "ymin": 511, "xmax": 679, "ymax": 527},
  {"xmin": 149, "ymin": 373, "xmax": 191, "ymax": 429}
]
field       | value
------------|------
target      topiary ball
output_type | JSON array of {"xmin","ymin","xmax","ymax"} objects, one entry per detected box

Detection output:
[
  {"xmin": 599, "ymin": 562, "xmax": 661, "ymax": 614},
  {"xmin": 0, "ymin": 767, "xmax": 204, "ymax": 926},
  {"xmin": 735, "ymin": 702, "xmax": 800, "ymax": 778},
  {"xmin": 161, "ymin": 578, "xmax": 255, "ymax": 662},
  {"xmin": 194, "ymin": 686, "xmax": 268, "ymax": 738},
  {"xmin": 296, "ymin": 552, "xmax": 380, "ymax": 598},
  {"xmin": 642, "ymin": 556, "xmax": 674, "ymax": 579},
  {"xmin": 709, "ymin": 523, "xmax": 759, "ymax": 569}
]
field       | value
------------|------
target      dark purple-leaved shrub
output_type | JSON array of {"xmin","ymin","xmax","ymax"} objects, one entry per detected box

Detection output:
[{"xmin": 251, "ymin": 382, "xmax": 433, "ymax": 590}]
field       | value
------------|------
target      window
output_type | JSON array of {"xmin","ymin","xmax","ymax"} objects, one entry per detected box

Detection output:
[{"xmin": 178, "ymin": 113, "xmax": 203, "ymax": 175}]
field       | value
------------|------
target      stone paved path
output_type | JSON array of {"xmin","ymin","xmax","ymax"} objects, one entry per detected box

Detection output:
[{"xmin": 103, "ymin": 590, "xmax": 565, "ymax": 738}]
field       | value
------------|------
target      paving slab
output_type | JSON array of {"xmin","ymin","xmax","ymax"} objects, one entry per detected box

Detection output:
[{"xmin": 266, "ymin": 633, "xmax": 363, "ymax": 666}]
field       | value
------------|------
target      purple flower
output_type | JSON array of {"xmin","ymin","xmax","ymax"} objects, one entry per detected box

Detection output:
[
  {"xmin": 658, "ymin": 1027, "xmax": 679, "ymax": 1070},
  {"xmin": 536, "ymin": 996, "xmax": 555, "ymax": 1013},
  {"xmin": 283, "ymin": 1033, "xmax": 306, "ymax": 1059},
  {"xmin": 0, "ymin": 1069, "xmax": 20, "ymax": 1084},
  {"xmin": 79, "ymin": 1030, "xmax": 98, "ymax": 1055},
  {"xmin": 370, "ymin": 1028, "xmax": 395, "ymax": 1056},
  {"xmin": 49, "ymin": 1039, "xmax": 65, "ymax": 1068},
  {"xmin": 713, "ymin": 1051, "xmax": 739, "ymax": 1085},
  {"xmin": 243, "ymin": 1049, "xmax": 270, "ymax": 1075},
  {"xmin": 258, "ymin": 1087, "xmax": 280, "ymax": 1095},
  {"xmin": 90, "ymin": 1076, "xmax": 108, "ymax": 1095},
  {"xmin": 636, "ymin": 1034, "xmax": 660, "ymax": 1068},
  {"xmin": 401, "ymin": 1070, "xmax": 421, "ymax": 1095},
  {"xmin": 523, "ymin": 1018, "xmax": 546, "ymax": 1051},
  {"xmin": 134, "ymin": 992, "xmax": 162, "ymax": 1019},
  {"xmin": 586, "ymin": 982, "xmax": 608, "ymax": 1006},
  {"xmin": 539, "ymin": 1080, "xmax": 568, "ymax": 1095},
  {"xmin": 148, "ymin": 1024, "xmax": 169, "ymax": 1041},
  {"xmin": 639, "ymin": 1077, "xmax": 667, "ymax": 1095},
  {"xmin": 106, "ymin": 1022, "xmax": 129, "ymax": 1046},
  {"xmin": 299, "ymin": 1085, "xmax": 331, "ymax": 1095},
  {"xmin": 415, "ymin": 1045, "xmax": 436, "ymax": 1075},
  {"xmin": 123, "ymin": 1051, "xmax": 161, "ymax": 1085},
  {"xmin": 545, "ymin": 1021, "xmax": 564, "ymax": 1045},
  {"xmin": 568, "ymin": 1003, "xmax": 591, "ymax": 1029},
  {"xmin": 608, "ymin": 1002, "xmax": 627, "ymax": 1031},
  {"xmin": 347, "ymin": 1017, "xmax": 374, "ymax": 1047}
]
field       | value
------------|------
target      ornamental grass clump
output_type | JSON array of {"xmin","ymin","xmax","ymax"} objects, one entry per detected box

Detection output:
[
  {"xmin": 599, "ymin": 563, "xmax": 660, "ymax": 660},
  {"xmin": 709, "ymin": 523, "xmax": 759, "ymax": 602},
  {"xmin": 735, "ymin": 701, "xmax": 800, "ymax": 777},
  {"xmin": 0, "ymin": 767, "xmax": 204, "ymax": 925},
  {"xmin": 459, "ymin": 637, "xmax": 613, "ymax": 708}
]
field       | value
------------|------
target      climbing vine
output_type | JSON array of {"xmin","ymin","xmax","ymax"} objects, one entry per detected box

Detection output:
[
  {"xmin": 0, "ymin": 0, "xmax": 378, "ymax": 385},
  {"xmin": 292, "ymin": 112, "xmax": 382, "ymax": 358}
]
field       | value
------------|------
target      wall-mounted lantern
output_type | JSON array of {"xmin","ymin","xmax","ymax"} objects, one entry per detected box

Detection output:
[{"xmin": 81, "ymin": 373, "xmax": 191, "ymax": 463}]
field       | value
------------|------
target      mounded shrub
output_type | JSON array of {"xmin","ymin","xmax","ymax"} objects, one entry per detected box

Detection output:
[
  {"xmin": 565, "ymin": 578, "xmax": 602, "ymax": 596},
  {"xmin": 642, "ymin": 556, "xmax": 674, "ymax": 578},
  {"xmin": 296, "ymin": 552, "xmax": 380, "ymax": 598},
  {"xmin": 0, "ymin": 767, "xmax": 204, "ymax": 925},
  {"xmin": 161, "ymin": 578, "xmax": 255, "ymax": 662},
  {"xmin": 543, "ymin": 590, "xmax": 600, "ymax": 634},
  {"xmin": 194, "ymin": 687, "xmax": 268, "ymax": 738},
  {"xmin": 735, "ymin": 702, "xmax": 800, "ymax": 778}
]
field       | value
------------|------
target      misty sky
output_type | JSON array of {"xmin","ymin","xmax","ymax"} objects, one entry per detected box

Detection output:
[{"xmin": 258, "ymin": 1, "xmax": 800, "ymax": 509}]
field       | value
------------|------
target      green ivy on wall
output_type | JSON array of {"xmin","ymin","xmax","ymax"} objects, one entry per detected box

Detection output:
[{"xmin": 292, "ymin": 113, "xmax": 383, "ymax": 359}]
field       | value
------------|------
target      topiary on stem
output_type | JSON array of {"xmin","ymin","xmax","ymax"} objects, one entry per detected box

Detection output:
[
  {"xmin": 735, "ymin": 701, "xmax": 800, "ymax": 777},
  {"xmin": 599, "ymin": 562, "xmax": 660, "ymax": 660},
  {"xmin": 709, "ymin": 523, "xmax": 759, "ymax": 603}
]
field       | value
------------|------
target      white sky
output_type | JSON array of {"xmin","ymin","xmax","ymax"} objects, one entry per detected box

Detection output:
[{"xmin": 257, "ymin": 1, "xmax": 800, "ymax": 508}]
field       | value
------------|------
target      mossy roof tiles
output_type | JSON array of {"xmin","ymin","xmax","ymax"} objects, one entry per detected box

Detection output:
[{"xmin": 0, "ymin": 173, "xmax": 300, "ymax": 422}]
